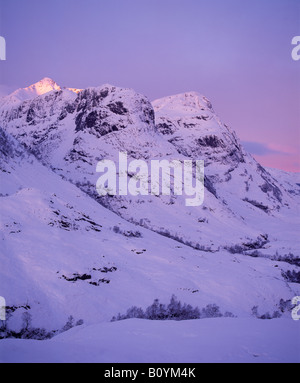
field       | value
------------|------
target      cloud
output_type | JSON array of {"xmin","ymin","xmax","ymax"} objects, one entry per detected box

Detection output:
[
  {"xmin": 242, "ymin": 141, "xmax": 283, "ymax": 156},
  {"xmin": 242, "ymin": 141, "xmax": 299, "ymax": 172}
]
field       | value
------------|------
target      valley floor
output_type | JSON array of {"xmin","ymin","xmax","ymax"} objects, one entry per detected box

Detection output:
[{"xmin": 0, "ymin": 318, "xmax": 299, "ymax": 363}]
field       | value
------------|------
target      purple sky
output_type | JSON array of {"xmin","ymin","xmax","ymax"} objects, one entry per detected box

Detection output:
[{"xmin": 0, "ymin": 0, "xmax": 299, "ymax": 171}]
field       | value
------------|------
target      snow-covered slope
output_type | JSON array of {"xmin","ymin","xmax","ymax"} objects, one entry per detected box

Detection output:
[
  {"xmin": 1, "ymin": 318, "xmax": 299, "ymax": 363},
  {"xmin": 267, "ymin": 167, "xmax": 300, "ymax": 197},
  {"xmin": 0, "ymin": 125, "xmax": 299, "ymax": 330}
]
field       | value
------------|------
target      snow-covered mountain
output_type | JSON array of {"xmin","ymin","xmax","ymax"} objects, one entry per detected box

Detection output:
[
  {"xmin": 0, "ymin": 79, "xmax": 299, "ymax": 361},
  {"xmin": 0, "ymin": 80, "xmax": 298, "ymax": 254}
]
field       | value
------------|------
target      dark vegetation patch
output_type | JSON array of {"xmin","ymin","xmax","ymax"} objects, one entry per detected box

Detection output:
[{"xmin": 111, "ymin": 295, "xmax": 234, "ymax": 322}]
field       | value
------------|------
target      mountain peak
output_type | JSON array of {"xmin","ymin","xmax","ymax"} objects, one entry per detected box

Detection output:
[
  {"xmin": 152, "ymin": 91, "xmax": 213, "ymax": 116},
  {"xmin": 0, "ymin": 78, "xmax": 62, "ymax": 110},
  {"xmin": 26, "ymin": 77, "xmax": 61, "ymax": 95}
]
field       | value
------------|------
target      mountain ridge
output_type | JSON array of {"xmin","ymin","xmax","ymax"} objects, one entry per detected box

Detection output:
[{"xmin": 0, "ymin": 78, "xmax": 298, "ymax": 253}]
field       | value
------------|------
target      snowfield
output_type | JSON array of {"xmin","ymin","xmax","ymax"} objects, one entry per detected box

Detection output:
[{"xmin": 1, "ymin": 318, "xmax": 299, "ymax": 363}]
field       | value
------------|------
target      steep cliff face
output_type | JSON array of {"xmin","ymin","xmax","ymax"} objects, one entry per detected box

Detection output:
[
  {"xmin": 0, "ymin": 84, "xmax": 158, "ymax": 164},
  {"xmin": 153, "ymin": 92, "xmax": 245, "ymax": 169},
  {"xmin": 152, "ymin": 91, "xmax": 285, "ymax": 209}
]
